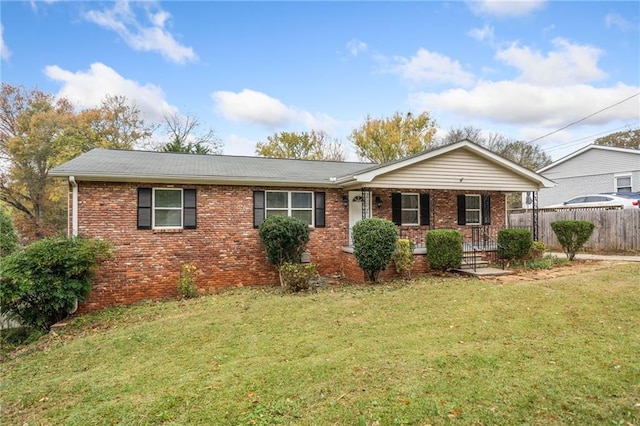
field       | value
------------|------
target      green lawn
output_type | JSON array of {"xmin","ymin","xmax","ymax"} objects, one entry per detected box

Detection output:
[{"xmin": 2, "ymin": 263, "xmax": 639, "ymax": 425}]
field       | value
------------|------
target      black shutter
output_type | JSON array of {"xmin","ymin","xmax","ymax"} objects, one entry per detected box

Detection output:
[
  {"xmin": 457, "ymin": 194, "xmax": 466, "ymax": 225},
  {"xmin": 420, "ymin": 193, "xmax": 430, "ymax": 225},
  {"xmin": 482, "ymin": 194, "xmax": 491, "ymax": 225},
  {"xmin": 391, "ymin": 193, "xmax": 402, "ymax": 225},
  {"xmin": 183, "ymin": 189, "xmax": 197, "ymax": 229},
  {"xmin": 253, "ymin": 191, "xmax": 265, "ymax": 228},
  {"xmin": 314, "ymin": 192, "xmax": 325, "ymax": 228},
  {"xmin": 137, "ymin": 188, "xmax": 152, "ymax": 229}
]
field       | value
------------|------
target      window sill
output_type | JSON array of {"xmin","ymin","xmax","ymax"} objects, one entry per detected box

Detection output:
[{"xmin": 153, "ymin": 228, "xmax": 183, "ymax": 234}]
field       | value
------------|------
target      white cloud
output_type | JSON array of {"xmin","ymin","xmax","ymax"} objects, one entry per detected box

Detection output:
[
  {"xmin": 211, "ymin": 89, "xmax": 338, "ymax": 131},
  {"xmin": 346, "ymin": 39, "xmax": 367, "ymax": 56},
  {"xmin": 409, "ymin": 81, "xmax": 639, "ymax": 128},
  {"xmin": 467, "ymin": 24, "xmax": 494, "ymax": 43},
  {"xmin": 44, "ymin": 62, "xmax": 176, "ymax": 122},
  {"xmin": 224, "ymin": 134, "xmax": 258, "ymax": 157},
  {"xmin": 84, "ymin": 1, "xmax": 197, "ymax": 64},
  {"xmin": 604, "ymin": 13, "xmax": 634, "ymax": 31},
  {"xmin": 0, "ymin": 24, "xmax": 10, "ymax": 60},
  {"xmin": 468, "ymin": 0, "xmax": 546, "ymax": 17},
  {"xmin": 495, "ymin": 38, "xmax": 606, "ymax": 85},
  {"xmin": 389, "ymin": 48, "xmax": 476, "ymax": 87}
]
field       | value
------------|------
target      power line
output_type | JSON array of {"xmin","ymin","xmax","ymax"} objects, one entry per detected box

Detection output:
[
  {"xmin": 526, "ymin": 92, "xmax": 640, "ymax": 145},
  {"xmin": 544, "ymin": 120, "xmax": 640, "ymax": 152}
]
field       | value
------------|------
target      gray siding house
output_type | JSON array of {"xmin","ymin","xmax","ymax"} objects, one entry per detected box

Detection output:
[{"xmin": 537, "ymin": 144, "xmax": 640, "ymax": 206}]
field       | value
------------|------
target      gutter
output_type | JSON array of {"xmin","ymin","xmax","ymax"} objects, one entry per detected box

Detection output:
[{"xmin": 69, "ymin": 176, "xmax": 78, "ymax": 237}]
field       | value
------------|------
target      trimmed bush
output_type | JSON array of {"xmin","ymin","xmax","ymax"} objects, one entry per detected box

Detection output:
[
  {"xmin": 551, "ymin": 220, "xmax": 595, "ymax": 260},
  {"xmin": 279, "ymin": 262, "xmax": 319, "ymax": 293},
  {"xmin": 426, "ymin": 229, "xmax": 462, "ymax": 271},
  {"xmin": 497, "ymin": 228, "xmax": 533, "ymax": 261},
  {"xmin": 527, "ymin": 240, "xmax": 547, "ymax": 260},
  {"xmin": 0, "ymin": 207, "xmax": 19, "ymax": 257},
  {"xmin": 0, "ymin": 236, "xmax": 112, "ymax": 330},
  {"xmin": 392, "ymin": 238, "xmax": 415, "ymax": 280},
  {"xmin": 177, "ymin": 264, "xmax": 199, "ymax": 298},
  {"xmin": 258, "ymin": 215, "xmax": 310, "ymax": 267},
  {"xmin": 352, "ymin": 218, "xmax": 398, "ymax": 282}
]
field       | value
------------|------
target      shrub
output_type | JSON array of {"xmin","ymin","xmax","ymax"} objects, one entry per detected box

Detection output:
[
  {"xmin": 0, "ymin": 207, "xmax": 19, "ymax": 257},
  {"xmin": 0, "ymin": 236, "xmax": 112, "ymax": 330},
  {"xmin": 258, "ymin": 215, "xmax": 310, "ymax": 267},
  {"xmin": 497, "ymin": 228, "xmax": 533, "ymax": 261},
  {"xmin": 426, "ymin": 229, "xmax": 462, "ymax": 271},
  {"xmin": 177, "ymin": 264, "xmax": 199, "ymax": 298},
  {"xmin": 352, "ymin": 218, "xmax": 398, "ymax": 282},
  {"xmin": 279, "ymin": 262, "xmax": 319, "ymax": 293},
  {"xmin": 551, "ymin": 220, "xmax": 595, "ymax": 260},
  {"xmin": 392, "ymin": 239, "xmax": 414, "ymax": 280},
  {"xmin": 527, "ymin": 240, "xmax": 547, "ymax": 260}
]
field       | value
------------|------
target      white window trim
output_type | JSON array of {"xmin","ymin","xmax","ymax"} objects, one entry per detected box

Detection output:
[
  {"xmin": 465, "ymin": 194, "xmax": 482, "ymax": 226},
  {"xmin": 153, "ymin": 188, "xmax": 183, "ymax": 229},
  {"xmin": 614, "ymin": 174, "xmax": 632, "ymax": 192},
  {"xmin": 265, "ymin": 190, "xmax": 314, "ymax": 226},
  {"xmin": 401, "ymin": 193, "xmax": 420, "ymax": 226}
]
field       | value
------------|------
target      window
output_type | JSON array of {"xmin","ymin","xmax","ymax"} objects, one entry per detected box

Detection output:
[
  {"xmin": 465, "ymin": 194, "xmax": 481, "ymax": 225},
  {"xmin": 137, "ymin": 188, "xmax": 197, "ymax": 230},
  {"xmin": 266, "ymin": 191, "xmax": 314, "ymax": 225},
  {"xmin": 400, "ymin": 194, "xmax": 419, "ymax": 225},
  {"xmin": 391, "ymin": 193, "xmax": 430, "ymax": 226},
  {"xmin": 457, "ymin": 194, "xmax": 490, "ymax": 226},
  {"xmin": 154, "ymin": 188, "xmax": 183, "ymax": 228},
  {"xmin": 615, "ymin": 175, "xmax": 632, "ymax": 192}
]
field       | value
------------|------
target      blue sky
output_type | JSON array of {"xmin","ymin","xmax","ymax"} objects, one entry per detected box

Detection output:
[{"xmin": 1, "ymin": 1, "xmax": 639, "ymax": 162}]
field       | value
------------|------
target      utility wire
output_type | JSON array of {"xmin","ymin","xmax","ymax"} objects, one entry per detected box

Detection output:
[
  {"xmin": 544, "ymin": 120, "xmax": 640, "ymax": 152},
  {"xmin": 526, "ymin": 92, "xmax": 640, "ymax": 144}
]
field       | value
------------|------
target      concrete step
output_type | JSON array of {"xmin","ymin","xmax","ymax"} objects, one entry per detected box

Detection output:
[{"xmin": 454, "ymin": 267, "xmax": 513, "ymax": 277}]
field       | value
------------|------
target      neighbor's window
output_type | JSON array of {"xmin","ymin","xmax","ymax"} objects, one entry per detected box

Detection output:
[
  {"xmin": 465, "ymin": 194, "xmax": 481, "ymax": 225},
  {"xmin": 266, "ymin": 191, "xmax": 313, "ymax": 225},
  {"xmin": 401, "ymin": 194, "xmax": 419, "ymax": 225},
  {"xmin": 154, "ymin": 188, "xmax": 183, "ymax": 228},
  {"xmin": 615, "ymin": 175, "xmax": 632, "ymax": 192}
]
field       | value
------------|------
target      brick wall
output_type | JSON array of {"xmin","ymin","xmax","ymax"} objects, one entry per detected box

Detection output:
[{"xmin": 72, "ymin": 182, "xmax": 505, "ymax": 311}]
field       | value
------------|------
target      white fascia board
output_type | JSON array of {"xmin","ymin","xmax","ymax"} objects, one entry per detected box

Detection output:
[{"xmin": 538, "ymin": 144, "xmax": 640, "ymax": 173}]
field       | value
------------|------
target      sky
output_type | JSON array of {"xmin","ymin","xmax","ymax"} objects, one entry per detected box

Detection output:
[{"xmin": 1, "ymin": 0, "xmax": 639, "ymax": 162}]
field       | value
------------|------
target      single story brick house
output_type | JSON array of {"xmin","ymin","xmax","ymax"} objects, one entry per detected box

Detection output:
[{"xmin": 50, "ymin": 139, "xmax": 554, "ymax": 311}]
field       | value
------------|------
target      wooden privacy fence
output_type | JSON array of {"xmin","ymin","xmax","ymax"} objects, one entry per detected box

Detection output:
[{"xmin": 508, "ymin": 208, "xmax": 640, "ymax": 252}]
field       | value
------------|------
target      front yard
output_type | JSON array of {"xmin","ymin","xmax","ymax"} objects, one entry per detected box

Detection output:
[{"xmin": 1, "ymin": 262, "xmax": 639, "ymax": 425}]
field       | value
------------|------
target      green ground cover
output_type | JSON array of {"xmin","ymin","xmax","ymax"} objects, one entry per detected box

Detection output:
[{"xmin": 2, "ymin": 263, "xmax": 638, "ymax": 425}]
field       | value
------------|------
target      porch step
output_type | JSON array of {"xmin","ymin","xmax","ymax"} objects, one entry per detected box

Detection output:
[{"xmin": 453, "ymin": 267, "xmax": 513, "ymax": 277}]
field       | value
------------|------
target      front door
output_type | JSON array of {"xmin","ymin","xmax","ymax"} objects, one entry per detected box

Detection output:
[{"xmin": 348, "ymin": 190, "xmax": 372, "ymax": 245}]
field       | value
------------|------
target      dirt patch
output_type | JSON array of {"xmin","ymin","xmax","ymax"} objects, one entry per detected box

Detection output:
[{"xmin": 482, "ymin": 260, "xmax": 630, "ymax": 284}]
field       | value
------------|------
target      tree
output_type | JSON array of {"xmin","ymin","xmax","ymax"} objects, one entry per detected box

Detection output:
[
  {"xmin": 0, "ymin": 206, "xmax": 19, "ymax": 256},
  {"xmin": 442, "ymin": 126, "xmax": 552, "ymax": 171},
  {"xmin": 594, "ymin": 128, "xmax": 640, "ymax": 150},
  {"xmin": 0, "ymin": 84, "xmax": 154, "ymax": 239},
  {"xmin": 348, "ymin": 111, "xmax": 437, "ymax": 163},
  {"xmin": 71, "ymin": 94, "xmax": 156, "ymax": 153},
  {"xmin": 256, "ymin": 130, "xmax": 344, "ymax": 161},
  {"xmin": 157, "ymin": 112, "xmax": 222, "ymax": 155}
]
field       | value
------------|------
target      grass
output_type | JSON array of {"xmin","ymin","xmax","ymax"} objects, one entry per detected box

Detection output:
[{"xmin": 1, "ymin": 263, "xmax": 639, "ymax": 425}]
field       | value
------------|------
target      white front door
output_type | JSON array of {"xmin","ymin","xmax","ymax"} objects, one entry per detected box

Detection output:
[{"xmin": 348, "ymin": 190, "xmax": 372, "ymax": 245}]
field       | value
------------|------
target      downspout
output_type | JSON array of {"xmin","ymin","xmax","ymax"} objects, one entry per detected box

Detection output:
[
  {"xmin": 69, "ymin": 176, "xmax": 79, "ymax": 315},
  {"xmin": 69, "ymin": 176, "xmax": 78, "ymax": 237}
]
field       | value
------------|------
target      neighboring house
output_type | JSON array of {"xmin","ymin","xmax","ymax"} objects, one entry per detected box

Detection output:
[
  {"xmin": 536, "ymin": 144, "xmax": 640, "ymax": 207},
  {"xmin": 50, "ymin": 139, "xmax": 554, "ymax": 312}
]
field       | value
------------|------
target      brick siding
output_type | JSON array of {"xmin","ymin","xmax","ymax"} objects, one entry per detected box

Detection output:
[{"xmin": 71, "ymin": 182, "xmax": 505, "ymax": 311}]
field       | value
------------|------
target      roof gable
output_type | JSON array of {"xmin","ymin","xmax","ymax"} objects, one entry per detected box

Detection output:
[{"xmin": 538, "ymin": 144, "xmax": 640, "ymax": 174}]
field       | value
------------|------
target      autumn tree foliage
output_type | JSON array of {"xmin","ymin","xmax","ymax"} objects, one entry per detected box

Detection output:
[
  {"xmin": 256, "ymin": 130, "xmax": 344, "ymax": 161},
  {"xmin": 0, "ymin": 83, "xmax": 153, "ymax": 239},
  {"xmin": 348, "ymin": 111, "xmax": 438, "ymax": 163},
  {"xmin": 594, "ymin": 128, "xmax": 640, "ymax": 150}
]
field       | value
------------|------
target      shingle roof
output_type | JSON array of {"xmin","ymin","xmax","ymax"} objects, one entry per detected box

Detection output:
[{"xmin": 49, "ymin": 149, "xmax": 374, "ymax": 185}]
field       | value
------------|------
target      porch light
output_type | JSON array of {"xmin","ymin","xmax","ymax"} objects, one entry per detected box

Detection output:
[
  {"xmin": 375, "ymin": 195, "xmax": 382, "ymax": 209},
  {"xmin": 342, "ymin": 195, "xmax": 349, "ymax": 208}
]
